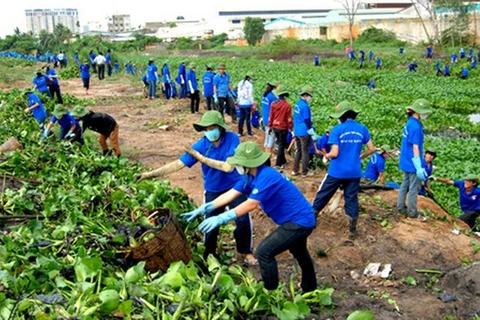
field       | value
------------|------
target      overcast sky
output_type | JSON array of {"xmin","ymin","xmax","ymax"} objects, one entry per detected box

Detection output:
[{"xmin": 0, "ymin": 0, "xmax": 342, "ymax": 37}]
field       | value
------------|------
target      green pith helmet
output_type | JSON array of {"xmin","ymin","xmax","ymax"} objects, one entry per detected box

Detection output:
[
  {"xmin": 227, "ymin": 141, "xmax": 271, "ymax": 168},
  {"xmin": 464, "ymin": 174, "xmax": 479, "ymax": 184},
  {"xmin": 84, "ymin": 59, "xmax": 89, "ymax": 63},
  {"xmin": 189, "ymin": 64, "xmax": 196, "ymax": 69},
  {"xmin": 36, "ymin": 69, "xmax": 43, "ymax": 74},
  {"xmin": 218, "ymin": 63, "xmax": 226, "ymax": 69},
  {"xmin": 70, "ymin": 105, "xmax": 88, "ymax": 118},
  {"xmin": 425, "ymin": 148, "xmax": 437, "ymax": 157},
  {"xmin": 267, "ymin": 80, "xmax": 278, "ymax": 87},
  {"xmin": 193, "ymin": 110, "xmax": 230, "ymax": 132},
  {"xmin": 300, "ymin": 85, "xmax": 313, "ymax": 96},
  {"xmin": 380, "ymin": 145, "xmax": 393, "ymax": 154},
  {"xmin": 329, "ymin": 101, "xmax": 360, "ymax": 119},
  {"xmin": 408, "ymin": 98, "xmax": 431, "ymax": 114},
  {"xmin": 52, "ymin": 104, "xmax": 68, "ymax": 117},
  {"xmin": 274, "ymin": 89, "xmax": 289, "ymax": 97},
  {"xmin": 206, "ymin": 64, "xmax": 213, "ymax": 70},
  {"xmin": 22, "ymin": 88, "xmax": 34, "ymax": 95}
]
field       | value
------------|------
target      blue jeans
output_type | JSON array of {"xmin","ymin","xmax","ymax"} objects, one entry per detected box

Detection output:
[
  {"xmin": 164, "ymin": 82, "xmax": 171, "ymax": 99},
  {"xmin": 148, "ymin": 80, "xmax": 156, "ymax": 98},
  {"xmin": 256, "ymin": 222, "xmax": 316, "ymax": 292},
  {"xmin": 312, "ymin": 175, "xmax": 360, "ymax": 218},
  {"xmin": 179, "ymin": 83, "xmax": 187, "ymax": 99},
  {"xmin": 238, "ymin": 107, "xmax": 252, "ymax": 135},
  {"xmin": 204, "ymin": 190, "xmax": 253, "ymax": 259},
  {"xmin": 397, "ymin": 172, "xmax": 422, "ymax": 217}
]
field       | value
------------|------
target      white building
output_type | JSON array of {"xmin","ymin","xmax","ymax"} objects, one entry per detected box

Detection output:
[
  {"xmin": 25, "ymin": 8, "xmax": 80, "ymax": 35},
  {"xmin": 107, "ymin": 14, "xmax": 131, "ymax": 32}
]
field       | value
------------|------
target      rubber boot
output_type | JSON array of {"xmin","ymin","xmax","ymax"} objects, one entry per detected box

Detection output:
[{"xmin": 349, "ymin": 217, "xmax": 359, "ymax": 238}]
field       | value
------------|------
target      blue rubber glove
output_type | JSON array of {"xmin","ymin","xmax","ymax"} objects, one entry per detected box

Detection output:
[
  {"xmin": 181, "ymin": 202, "xmax": 215, "ymax": 223},
  {"xmin": 41, "ymin": 129, "xmax": 50, "ymax": 140},
  {"xmin": 198, "ymin": 209, "xmax": 237, "ymax": 233},
  {"xmin": 412, "ymin": 156, "xmax": 427, "ymax": 181},
  {"xmin": 213, "ymin": 94, "xmax": 218, "ymax": 104},
  {"xmin": 64, "ymin": 130, "xmax": 74, "ymax": 139}
]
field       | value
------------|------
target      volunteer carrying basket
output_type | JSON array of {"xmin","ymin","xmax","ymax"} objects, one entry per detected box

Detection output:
[{"xmin": 127, "ymin": 207, "xmax": 193, "ymax": 273}]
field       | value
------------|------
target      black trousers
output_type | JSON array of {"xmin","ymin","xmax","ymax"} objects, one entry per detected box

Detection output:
[
  {"xmin": 107, "ymin": 64, "xmax": 112, "ymax": 76},
  {"xmin": 48, "ymin": 83, "xmax": 63, "ymax": 104},
  {"xmin": 190, "ymin": 90, "xmax": 200, "ymax": 113},
  {"xmin": 274, "ymin": 129, "xmax": 288, "ymax": 166},
  {"xmin": 206, "ymin": 97, "xmax": 213, "ymax": 110},
  {"xmin": 98, "ymin": 65, "xmax": 105, "ymax": 80},
  {"xmin": 459, "ymin": 210, "xmax": 480, "ymax": 230}
]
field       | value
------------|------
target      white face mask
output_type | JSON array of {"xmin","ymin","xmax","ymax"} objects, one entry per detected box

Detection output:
[
  {"xmin": 306, "ymin": 96, "xmax": 312, "ymax": 103},
  {"xmin": 235, "ymin": 166, "xmax": 249, "ymax": 175},
  {"xmin": 420, "ymin": 114, "xmax": 428, "ymax": 120}
]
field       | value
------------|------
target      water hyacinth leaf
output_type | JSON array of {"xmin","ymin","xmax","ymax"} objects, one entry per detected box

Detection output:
[
  {"xmin": 207, "ymin": 255, "xmax": 222, "ymax": 272},
  {"xmin": 160, "ymin": 271, "xmax": 184, "ymax": 289},
  {"xmin": 125, "ymin": 261, "xmax": 145, "ymax": 284},
  {"xmin": 17, "ymin": 299, "xmax": 31, "ymax": 312},
  {"xmin": 74, "ymin": 257, "xmax": 102, "ymax": 282},
  {"xmin": 118, "ymin": 300, "xmax": 133, "ymax": 316},
  {"xmin": 99, "ymin": 289, "xmax": 121, "ymax": 313},
  {"xmin": 347, "ymin": 310, "xmax": 375, "ymax": 320},
  {"xmin": 293, "ymin": 295, "xmax": 311, "ymax": 315},
  {"xmin": 111, "ymin": 189, "xmax": 126, "ymax": 202},
  {"xmin": 217, "ymin": 274, "xmax": 234, "ymax": 290}
]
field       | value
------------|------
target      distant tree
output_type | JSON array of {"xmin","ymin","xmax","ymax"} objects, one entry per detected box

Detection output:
[
  {"xmin": 169, "ymin": 22, "xmax": 177, "ymax": 28},
  {"xmin": 337, "ymin": 0, "xmax": 362, "ymax": 48},
  {"xmin": 39, "ymin": 29, "xmax": 58, "ymax": 52},
  {"xmin": 54, "ymin": 24, "xmax": 72, "ymax": 44},
  {"xmin": 243, "ymin": 17, "xmax": 265, "ymax": 46},
  {"xmin": 176, "ymin": 16, "xmax": 185, "ymax": 20}
]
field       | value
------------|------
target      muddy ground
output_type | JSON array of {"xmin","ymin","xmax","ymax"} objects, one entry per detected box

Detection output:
[{"xmin": 7, "ymin": 73, "xmax": 480, "ymax": 319}]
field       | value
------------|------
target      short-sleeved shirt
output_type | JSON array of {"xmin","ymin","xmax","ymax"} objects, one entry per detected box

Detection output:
[
  {"xmin": 51, "ymin": 111, "xmax": 79, "ymax": 131},
  {"xmin": 316, "ymin": 133, "xmax": 331, "ymax": 153},
  {"xmin": 179, "ymin": 132, "xmax": 241, "ymax": 192},
  {"xmin": 261, "ymin": 91, "xmax": 277, "ymax": 126},
  {"xmin": 106, "ymin": 53, "xmax": 111, "ymax": 63},
  {"xmin": 328, "ymin": 120, "xmax": 371, "ymax": 179},
  {"xmin": 80, "ymin": 64, "xmax": 90, "ymax": 79},
  {"xmin": 32, "ymin": 75, "xmax": 49, "ymax": 92},
  {"xmin": 147, "ymin": 64, "xmax": 157, "ymax": 81},
  {"xmin": 399, "ymin": 117, "xmax": 424, "ymax": 173},
  {"xmin": 293, "ymin": 98, "xmax": 312, "ymax": 137},
  {"xmin": 213, "ymin": 72, "xmax": 230, "ymax": 98},
  {"xmin": 187, "ymin": 70, "xmax": 198, "ymax": 91},
  {"xmin": 454, "ymin": 180, "xmax": 480, "ymax": 212},
  {"xmin": 233, "ymin": 165, "xmax": 315, "ymax": 228},
  {"xmin": 363, "ymin": 152, "xmax": 386, "ymax": 182},
  {"xmin": 27, "ymin": 93, "xmax": 47, "ymax": 122},
  {"xmin": 177, "ymin": 64, "xmax": 186, "ymax": 81},
  {"xmin": 47, "ymin": 69, "xmax": 59, "ymax": 85},
  {"xmin": 162, "ymin": 65, "xmax": 170, "ymax": 83},
  {"xmin": 202, "ymin": 71, "xmax": 214, "ymax": 97}
]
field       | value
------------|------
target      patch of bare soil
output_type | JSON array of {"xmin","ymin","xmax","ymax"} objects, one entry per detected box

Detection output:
[{"xmin": 36, "ymin": 75, "xmax": 480, "ymax": 319}]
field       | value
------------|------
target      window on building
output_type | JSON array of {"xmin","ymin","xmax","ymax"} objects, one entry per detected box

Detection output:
[
  {"xmin": 320, "ymin": 27, "xmax": 327, "ymax": 35},
  {"xmin": 232, "ymin": 19, "xmax": 241, "ymax": 24}
]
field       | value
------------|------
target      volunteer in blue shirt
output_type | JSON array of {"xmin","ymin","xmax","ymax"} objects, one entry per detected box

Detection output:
[
  {"xmin": 444, "ymin": 61, "xmax": 451, "ymax": 76},
  {"xmin": 461, "ymin": 67, "xmax": 469, "ymax": 79},
  {"xmin": 468, "ymin": 49, "xmax": 474, "ymax": 61},
  {"xmin": 136, "ymin": 111, "xmax": 256, "ymax": 264},
  {"xmin": 44, "ymin": 65, "xmax": 63, "ymax": 104},
  {"xmin": 314, "ymin": 127, "xmax": 332, "ymax": 164},
  {"xmin": 187, "ymin": 64, "xmax": 199, "ymax": 113},
  {"xmin": 106, "ymin": 49, "xmax": 112, "ymax": 77},
  {"xmin": 397, "ymin": 99, "xmax": 432, "ymax": 220},
  {"xmin": 32, "ymin": 70, "xmax": 51, "ymax": 97},
  {"xmin": 80, "ymin": 60, "xmax": 91, "ymax": 95},
  {"xmin": 74, "ymin": 52, "xmax": 79, "ymax": 65},
  {"xmin": 114, "ymin": 61, "xmax": 120, "ymax": 73},
  {"xmin": 261, "ymin": 81, "xmax": 278, "ymax": 153},
  {"xmin": 376, "ymin": 57, "xmax": 382, "ymax": 69},
  {"xmin": 432, "ymin": 174, "xmax": 480, "ymax": 230},
  {"xmin": 419, "ymin": 149, "xmax": 436, "ymax": 197},
  {"xmin": 89, "ymin": 50, "xmax": 97, "ymax": 73},
  {"xmin": 182, "ymin": 141, "xmax": 317, "ymax": 292},
  {"xmin": 460, "ymin": 48, "xmax": 466, "ymax": 59},
  {"xmin": 435, "ymin": 61, "xmax": 442, "ymax": 76},
  {"xmin": 42, "ymin": 104, "xmax": 84, "ymax": 144},
  {"xmin": 202, "ymin": 65, "xmax": 215, "ymax": 110},
  {"xmin": 213, "ymin": 63, "xmax": 234, "ymax": 120},
  {"xmin": 162, "ymin": 62, "xmax": 171, "ymax": 100},
  {"xmin": 312, "ymin": 101, "xmax": 375, "ymax": 237},
  {"xmin": 472, "ymin": 57, "xmax": 477, "ymax": 69},
  {"xmin": 426, "ymin": 45, "xmax": 433, "ymax": 61},
  {"xmin": 146, "ymin": 59, "xmax": 158, "ymax": 100},
  {"xmin": 292, "ymin": 86, "xmax": 318, "ymax": 177},
  {"xmin": 369, "ymin": 51, "xmax": 374, "ymax": 61},
  {"xmin": 451, "ymin": 53, "xmax": 458, "ymax": 64},
  {"xmin": 363, "ymin": 145, "xmax": 393, "ymax": 185},
  {"xmin": 23, "ymin": 89, "xmax": 47, "ymax": 126},
  {"xmin": 314, "ymin": 55, "xmax": 319, "ymax": 66},
  {"xmin": 177, "ymin": 61, "xmax": 187, "ymax": 99}
]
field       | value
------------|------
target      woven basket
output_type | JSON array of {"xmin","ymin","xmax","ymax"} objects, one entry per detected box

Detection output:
[
  {"xmin": 0, "ymin": 137, "xmax": 23, "ymax": 153},
  {"xmin": 128, "ymin": 208, "xmax": 193, "ymax": 273}
]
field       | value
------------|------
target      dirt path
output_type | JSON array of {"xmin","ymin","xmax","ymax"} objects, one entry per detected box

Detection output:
[{"xmin": 24, "ymin": 75, "xmax": 480, "ymax": 319}]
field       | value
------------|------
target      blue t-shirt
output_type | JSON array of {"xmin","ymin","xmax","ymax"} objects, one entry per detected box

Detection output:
[
  {"xmin": 376, "ymin": 58, "xmax": 381, "ymax": 66},
  {"xmin": 47, "ymin": 69, "xmax": 59, "ymax": 85},
  {"xmin": 162, "ymin": 65, "xmax": 170, "ymax": 83},
  {"xmin": 177, "ymin": 64, "xmax": 186, "ymax": 82},
  {"xmin": 293, "ymin": 98, "xmax": 312, "ymax": 137},
  {"xmin": 202, "ymin": 71, "xmax": 214, "ymax": 97},
  {"xmin": 89, "ymin": 52, "xmax": 96, "ymax": 62},
  {"xmin": 316, "ymin": 133, "xmax": 331, "ymax": 153},
  {"xmin": 454, "ymin": 180, "xmax": 480, "ymax": 212},
  {"xmin": 51, "ymin": 111, "xmax": 79, "ymax": 131},
  {"xmin": 399, "ymin": 117, "xmax": 424, "ymax": 173},
  {"xmin": 233, "ymin": 165, "xmax": 315, "ymax": 228},
  {"xmin": 462, "ymin": 68, "xmax": 469, "ymax": 77},
  {"xmin": 363, "ymin": 152, "xmax": 386, "ymax": 182},
  {"xmin": 106, "ymin": 53, "xmax": 111, "ymax": 63},
  {"xmin": 27, "ymin": 93, "xmax": 47, "ymax": 122},
  {"xmin": 213, "ymin": 73, "xmax": 230, "ymax": 98},
  {"xmin": 32, "ymin": 75, "xmax": 49, "ymax": 92},
  {"xmin": 147, "ymin": 64, "xmax": 157, "ymax": 81},
  {"xmin": 419, "ymin": 161, "xmax": 434, "ymax": 195},
  {"xmin": 179, "ymin": 132, "xmax": 241, "ymax": 192},
  {"xmin": 445, "ymin": 65, "xmax": 450, "ymax": 74},
  {"xmin": 186, "ymin": 70, "xmax": 198, "ymax": 91},
  {"xmin": 80, "ymin": 64, "xmax": 90, "ymax": 79},
  {"xmin": 328, "ymin": 120, "xmax": 371, "ymax": 179},
  {"xmin": 261, "ymin": 91, "xmax": 277, "ymax": 126}
]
